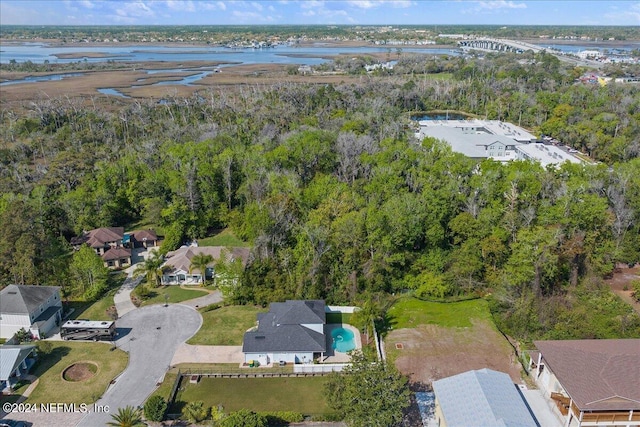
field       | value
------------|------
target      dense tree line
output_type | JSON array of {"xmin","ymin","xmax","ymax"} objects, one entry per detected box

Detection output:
[{"xmin": 1, "ymin": 53, "xmax": 639, "ymax": 340}]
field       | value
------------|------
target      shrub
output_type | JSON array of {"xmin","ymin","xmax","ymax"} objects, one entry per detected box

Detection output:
[
  {"xmin": 261, "ymin": 411, "xmax": 304, "ymax": 425},
  {"xmin": 632, "ymin": 280, "xmax": 640, "ymax": 302},
  {"xmin": 36, "ymin": 340, "xmax": 53, "ymax": 355},
  {"xmin": 221, "ymin": 409, "xmax": 267, "ymax": 427},
  {"xmin": 181, "ymin": 400, "xmax": 209, "ymax": 424},
  {"xmin": 144, "ymin": 395, "xmax": 167, "ymax": 422}
]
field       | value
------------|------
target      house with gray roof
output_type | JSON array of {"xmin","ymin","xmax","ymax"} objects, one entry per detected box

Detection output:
[
  {"xmin": 531, "ymin": 339, "xmax": 640, "ymax": 427},
  {"xmin": 432, "ymin": 368, "xmax": 538, "ymax": 427},
  {"xmin": 0, "ymin": 285, "xmax": 62, "ymax": 339},
  {"xmin": 243, "ymin": 300, "xmax": 327, "ymax": 366},
  {"xmin": 0, "ymin": 344, "xmax": 36, "ymax": 393}
]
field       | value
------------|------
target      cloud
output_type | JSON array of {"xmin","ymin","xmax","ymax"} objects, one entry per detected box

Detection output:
[
  {"xmin": 79, "ymin": 0, "xmax": 95, "ymax": 9},
  {"xmin": 347, "ymin": 0, "xmax": 413, "ymax": 9},
  {"xmin": 251, "ymin": 1, "xmax": 263, "ymax": 11},
  {"xmin": 231, "ymin": 10, "xmax": 274, "ymax": 22},
  {"xmin": 476, "ymin": 1, "xmax": 526, "ymax": 10},
  {"xmin": 166, "ymin": 0, "xmax": 195, "ymax": 12}
]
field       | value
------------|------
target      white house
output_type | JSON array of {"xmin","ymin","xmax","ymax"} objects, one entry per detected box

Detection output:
[
  {"xmin": 0, "ymin": 344, "xmax": 37, "ymax": 393},
  {"xmin": 160, "ymin": 245, "xmax": 250, "ymax": 285},
  {"xmin": 0, "ymin": 285, "xmax": 63, "ymax": 339},
  {"xmin": 242, "ymin": 300, "xmax": 327, "ymax": 366}
]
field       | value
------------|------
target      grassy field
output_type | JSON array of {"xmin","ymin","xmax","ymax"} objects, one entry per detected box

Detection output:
[
  {"xmin": 173, "ymin": 377, "xmax": 333, "ymax": 416},
  {"xmin": 26, "ymin": 342, "xmax": 128, "ymax": 404},
  {"xmin": 387, "ymin": 297, "xmax": 490, "ymax": 329},
  {"xmin": 197, "ymin": 228, "xmax": 250, "ymax": 247},
  {"xmin": 384, "ymin": 297, "xmax": 522, "ymax": 384},
  {"xmin": 187, "ymin": 305, "xmax": 265, "ymax": 345},
  {"xmin": 141, "ymin": 285, "xmax": 208, "ymax": 306}
]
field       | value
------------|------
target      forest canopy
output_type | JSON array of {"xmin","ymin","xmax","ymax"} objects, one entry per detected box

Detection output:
[{"xmin": 1, "ymin": 50, "xmax": 639, "ymax": 342}]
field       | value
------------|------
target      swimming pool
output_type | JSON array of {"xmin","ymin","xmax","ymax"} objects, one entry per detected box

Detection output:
[{"xmin": 331, "ymin": 327, "xmax": 356, "ymax": 353}]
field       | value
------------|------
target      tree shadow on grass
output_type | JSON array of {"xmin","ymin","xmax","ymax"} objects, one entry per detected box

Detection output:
[
  {"xmin": 30, "ymin": 346, "xmax": 71, "ymax": 377},
  {"xmin": 375, "ymin": 311, "xmax": 398, "ymax": 338}
]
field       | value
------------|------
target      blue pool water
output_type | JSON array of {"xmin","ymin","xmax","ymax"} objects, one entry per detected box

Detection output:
[{"xmin": 331, "ymin": 327, "xmax": 356, "ymax": 353}]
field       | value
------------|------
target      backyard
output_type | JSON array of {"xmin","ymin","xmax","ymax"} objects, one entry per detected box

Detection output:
[
  {"xmin": 187, "ymin": 305, "xmax": 265, "ymax": 345},
  {"xmin": 23, "ymin": 342, "xmax": 128, "ymax": 404},
  {"xmin": 384, "ymin": 298, "xmax": 522, "ymax": 385},
  {"xmin": 172, "ymin": 376, "xmax": 333, "ymax": 417},
  {"xmin": 197, "ymin": 228, "xmax": 250, "ymax": 247}
]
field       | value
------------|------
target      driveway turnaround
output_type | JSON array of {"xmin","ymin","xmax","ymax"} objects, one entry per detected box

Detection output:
[{"xmin": 78, "ymin": 304, "xmax": 202, "ymax": 427}]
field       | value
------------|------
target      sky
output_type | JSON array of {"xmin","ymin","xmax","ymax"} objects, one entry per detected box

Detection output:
[{"xmin": 1, "ymin": 1, "xmax": 639, "ymax": 26}]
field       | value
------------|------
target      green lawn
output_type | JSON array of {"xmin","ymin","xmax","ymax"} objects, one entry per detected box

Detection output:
[
  {"xmin": 326, "ymin": 312, "xmax": 353, "ymax": 324},
  {"xmin": 387, "ymin": 297, "xmax": 490, "ymax": 329},
  {"xmin": 188, "ymin": 305, "xmax": 265, "ymax": 345},
  {"xmin": 68, "ymin": 288, "xmax": 118, "ymax": 321},
  {"xmin": 173, "ymin": 377, "xmax": 333, "ymax": 416},
  {"xmin": 197, "ymin": 228, "xmax": 250, "ymax": 247},
  {"xmin": 26, "ymin": 342, "xmax": 128, "ymax": 404},
  {"xmin": 141, "ymin": 286, "xmax": 208, "ymax": 306}
]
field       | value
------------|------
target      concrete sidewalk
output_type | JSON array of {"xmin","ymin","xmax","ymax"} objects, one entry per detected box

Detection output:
[{"xmin": 171, "ymin": 344, "xmax": 243, "ymax": 365}]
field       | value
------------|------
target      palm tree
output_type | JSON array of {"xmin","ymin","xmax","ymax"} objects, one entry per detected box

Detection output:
[
  {"xmin": 181, "ymin": 400, "xmax": 209, "ymax": 424},
  {"xmin": 107, "ymin": 405, "xmax": 144, "ymax": 427},
  {"xmin": 190, "ymin": 252, "xmax": 214, "ymax": 287},
  {"xmin": 133, "ymin": 251, "xmax": 164, "ymax": 288}
]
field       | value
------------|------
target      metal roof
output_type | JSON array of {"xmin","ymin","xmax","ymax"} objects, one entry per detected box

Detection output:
[
  {"xmin": 432, "ymin": 369, "xmax": 538, "ymax": 427},
  {"xmin": 0, "ymin": 345, "xmax": 36, "ymax": 381}
]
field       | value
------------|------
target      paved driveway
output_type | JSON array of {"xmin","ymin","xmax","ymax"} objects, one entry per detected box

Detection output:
[
  {"xmin": 171, "ymin": 344, "xmax": 243, "ymax": 365},
  {"xmin": 77, "ymin": 304, "xmax": 202, "ymax": 427}
]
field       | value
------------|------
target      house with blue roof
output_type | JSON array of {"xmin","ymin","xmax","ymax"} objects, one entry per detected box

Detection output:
[{"xmin": 432, "ymin": 368, "xmax": 539, "ymax": 427}]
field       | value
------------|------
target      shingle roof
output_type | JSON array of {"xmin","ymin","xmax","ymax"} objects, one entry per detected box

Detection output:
[
  {"xmin": 163, "ymin": 246, "xmax": 251, "ymax": 274},
  {"xmin": 269, "ymin": 300, "xmax": 326, "ymax": 325},
  {"xmin": 0, "ymin": 345, "xmax": 36, "ymax": 381},
  {"xmin": 85, "ymin": 227, "xmax": 124, "ymax": 248},
  {"xmin": 535, "ymin": 339, "xmax": 640, "ymax": 411},
  {"xmin": 432, "ymin": 369, "xmax": 538, "ymax": 427},
  {"xmin": 243, "ymin": 324, "xmax": 326, "ymax": 353},
  {"xmin": 243, "ymin": 300, "xmax": 327, "ymax": 353},
  {"xmin": 0, "ymin": 285, "xmax": 61, "ymax": 315},
  {"xmin": 101, "ymin": 247, "xmax": 132, "ymax": 261},
  {"xmin": 132, "ymin": 229, "xmax": 158, "ymax": 242}
]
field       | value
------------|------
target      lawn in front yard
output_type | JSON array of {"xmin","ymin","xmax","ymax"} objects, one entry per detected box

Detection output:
[
  {"xmin": 25, "ymin": 342, "xmax": 128, "ymax": 404},
  {"xmin": 173, "ymin": 377, "xmax": 333, "ymax": 416},
  {"xmin": 68, "ymin": 288, "xmax": 118, "ymax": 321},
  {"xmin": 141, "ymin": 285, "xmax": 208, "ymax": 306},
  {"xmin": 197, "ymin": 228, "xmax": 250, "ymax": 247},
  {"xmin": 187, "ymin": 305, "xmax": 265, "ymax": 345}
]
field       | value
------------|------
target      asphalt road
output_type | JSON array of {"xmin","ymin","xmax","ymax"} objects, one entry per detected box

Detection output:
[{"xmin": 77, "ymin": 304, "xmax": 202, "ymax": 427}]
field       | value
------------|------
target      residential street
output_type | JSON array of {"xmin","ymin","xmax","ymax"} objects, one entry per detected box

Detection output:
[{"xmin": 77, "ymin": 304, "xmax": 202, "ymax": 427}]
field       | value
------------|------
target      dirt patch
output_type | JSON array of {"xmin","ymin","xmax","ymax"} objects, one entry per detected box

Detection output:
[
  {"xmin": 386, "ymin": 319, "xmax": 522, "ymax": 386},
  {"xmin": 606, "ymin": 264, "xmax": 640, "ymax": 315},
  {"xmin": 62, "ymin": 362, "xmax": 98, "ymax": 382}
]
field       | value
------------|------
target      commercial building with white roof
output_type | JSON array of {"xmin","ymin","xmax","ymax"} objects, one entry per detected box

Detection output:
[{"xmin": 416, "ymin": 119, "xmax": 582, "ymax": 167}]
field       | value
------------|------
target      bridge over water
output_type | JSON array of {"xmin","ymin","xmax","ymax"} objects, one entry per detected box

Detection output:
[
  {"xmin": 458, "ymin": 37, "xmax": 602, "ymax": 68},
  {"xmin": 458, "ymin": 38, "xmax": 543, "ymax": 54}
]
